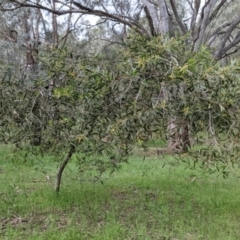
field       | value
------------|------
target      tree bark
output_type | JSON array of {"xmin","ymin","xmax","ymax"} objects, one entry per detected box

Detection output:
[
  {"xmin": 194, "ymin": 0, "xmax": 217, "ymax": 51},
  {"xmin": 167, "ymin": 118, "xmax": 190, "ymax": 153},
  {"xmin": 52, "ymin": 0, "xmax": 59, "ymax": 45},
  {"xmin": 158, "ymin": 0, "xmax": 169, "ymax": 34},
  {"xmin": 141, "ymin": 0, "xmax": 169, "ymax": 35},
  {"xmin": 181, "ymin": 120, "xmax": 191, "ymax": 152},
  {"xmin": 169, "ymin": 0, "xmax": 187, "ymax": 34},
  {"xmin": 55, "ymin": 144, "xmax": 75, "ymax": 193}
]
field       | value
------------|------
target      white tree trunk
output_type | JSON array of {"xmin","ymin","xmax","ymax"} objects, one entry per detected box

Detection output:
[
  {"xmin": 157, "ymin": 0, "xmax": 169, "ymax": 34},
  {"xmin": 141, "ymin": 0, "xmax": 169, "ymax": 35}
]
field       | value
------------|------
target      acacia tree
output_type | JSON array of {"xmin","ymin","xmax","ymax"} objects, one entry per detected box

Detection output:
[
  {"xmin": 1, "ymin": 1, "xmax": 240, "ymax": 192},
  {"xmin": 1, "ymin": 31, "xmax": 240, "ymax": 192},
  {"xmin": 2, "ymin": 0, "xmax": 240, "ymax": 151}
]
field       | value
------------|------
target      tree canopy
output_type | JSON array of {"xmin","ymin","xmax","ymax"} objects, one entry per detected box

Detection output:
[{"xmin": 1, "ymin": 1, "xmax": 240, "ymax": 191}]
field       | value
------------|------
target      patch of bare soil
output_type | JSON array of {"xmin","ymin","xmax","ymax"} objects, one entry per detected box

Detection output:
[
  {"xmin": 133, "ymin": 147, "xmax": 175, "ymax": 158},
  {"xmin": 0, "ymin": 210, "xmax": 73, "ymax": 236},
  {"xmin": 1, "ymin": 215, "xmax": 29, "ymax": 232}
]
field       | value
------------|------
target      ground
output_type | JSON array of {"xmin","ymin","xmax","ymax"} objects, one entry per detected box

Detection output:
[{"xmin": 1, "ymin": 146, "xmax": 240, "ymax": 239}]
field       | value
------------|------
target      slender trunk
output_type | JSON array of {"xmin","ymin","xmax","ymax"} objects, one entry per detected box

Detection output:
[{"xmin": 55, "ymin": 145, "xmax": 75, "ymax": 193}]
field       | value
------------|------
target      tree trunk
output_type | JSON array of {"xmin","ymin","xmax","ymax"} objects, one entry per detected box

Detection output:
[
  {"xmin": 167, "ymin": 118, "xmax": 190, "ymax": 153},
  {"xmin": 193, "ymin": 0, "xmax": 217, "ymax": 51},
  {"xmin": 181, "ymin": 120, "xmax": 191, "ymax": 152},
  {"xmin": 141, "ymin": 0, "xmax": 169, "ymax": 35},
  {"xmin": 51, "ymin": 0, "xmax": 59, "ymax": 45},
  {"xmin": 55, "ymin": 145, "xmax": 75, "ymax": 193}
]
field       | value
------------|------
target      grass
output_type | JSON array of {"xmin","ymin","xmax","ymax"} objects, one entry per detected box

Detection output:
[{"xmin": 1, "ymin": 146, "xmax": 240, "ymax": 239}]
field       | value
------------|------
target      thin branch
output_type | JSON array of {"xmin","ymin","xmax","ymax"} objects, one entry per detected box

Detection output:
[
  {"xmin": 61, "ymin": 0, "xmax": 73, "ymax": 47},
  {"xmin": 193, "ymin": 0, "xmax": 217, "ymax": 51},
  {"xmin": 4, "ymin": 0, "xmax": 149, "ymax": 36},
  {"xmin": 220, "ymin": 46, "xmax": 240, "ymax": 60},
  {"xmin": 207, "ymin": 22, "xmax": 231, "ymax": 47},
  {"xmin": 190, "ymin": 0, "xmax": 200, "ymax": 34},
  {"xmin": 216, "ymin": 32, "xmax": 240, "ymax": 60}
]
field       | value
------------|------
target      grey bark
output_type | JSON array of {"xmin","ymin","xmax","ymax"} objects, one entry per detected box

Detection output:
[
  {"xmin": 193, "ymin": 0, "xmax": 217, "ymax": 51},
  {"xmin": 141, "ymin": 0, "xmax": 169, "ymax": 35},
  {"xmin": 214, "ymin": 15, "xmax": 240, "ymax": 60}
]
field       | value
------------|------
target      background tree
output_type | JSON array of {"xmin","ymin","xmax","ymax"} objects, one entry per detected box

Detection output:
[{"xmin": 3, "ymin": 0, "xmax": 240, "ymax": 59}]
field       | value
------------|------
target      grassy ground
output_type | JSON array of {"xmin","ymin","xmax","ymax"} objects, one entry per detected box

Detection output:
[{"xmin": 1, "ymin": 145, "xmax": 240, "ymax": 239}]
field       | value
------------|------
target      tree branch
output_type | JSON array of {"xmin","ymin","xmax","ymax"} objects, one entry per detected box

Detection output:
[
  {"xmin": 214, "ymin": 16, "xmax": 240, "ymax": 60},
  {"xmin": 144, "ymin": 6, "xmax": 156, "ymax": 36},
  {"xmin": 215, "ymin": 31, "xmax": 240, "ymax": 60},
  {"xmin": 189, "ymin": 0, "xmax": 200, "ymax": 34},
  {"xmin": 4, "ymin": 0, "xmax": 149, "ymax": 36},
  {"xmin": 193, "ymin": 0, "xmax": 217, "ymax": 51},
  {"xmin": 209, "ymin": 0, "xmax": 227, "ymax": 22},
  {"xmin": 207, "ymin": 22, "xmax": 231, "ymax": 47},
  {"xmin": 169, "ymin": 0, "xmax": 187, "ymax": 34}
]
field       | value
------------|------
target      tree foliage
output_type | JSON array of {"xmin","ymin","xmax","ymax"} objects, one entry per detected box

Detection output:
[{"xmin": 1, "ymin": 30, "xmax": 240, "ymax": 190}]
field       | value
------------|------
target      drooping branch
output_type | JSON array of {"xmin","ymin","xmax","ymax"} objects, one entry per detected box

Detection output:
[
  {"xmin": 67, "ymin": 0, "xmax": 149, "ymax": 36},
  {"xmin": 3, "ymin": 0, "xmax": 240, "ymax": 61}
]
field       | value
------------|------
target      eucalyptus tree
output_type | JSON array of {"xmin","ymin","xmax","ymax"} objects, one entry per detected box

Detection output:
[{"xmin": 2, "ymin": 1, "xmax": 240, "ymax": 59}]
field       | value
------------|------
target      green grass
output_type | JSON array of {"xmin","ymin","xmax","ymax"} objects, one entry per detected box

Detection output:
[{"xmin": 1, "ymin": 146, "xmax": 240, "ymax": 239}]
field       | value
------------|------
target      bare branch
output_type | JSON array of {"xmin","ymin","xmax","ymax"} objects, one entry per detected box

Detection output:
[
  {"xmin": 1, "ymin": 0, "xmax": 144, "ymax": 35},
  {"xmin": 207, "ymin": 22, "xmax": 231, "ymax": 47},
  {"xmin": 214, "ymin": 16, "xmax": 240, "ymax": 60},
  {"xmin": 215, "ymin": 31, "xmax": 240, "ymax": 60}
]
